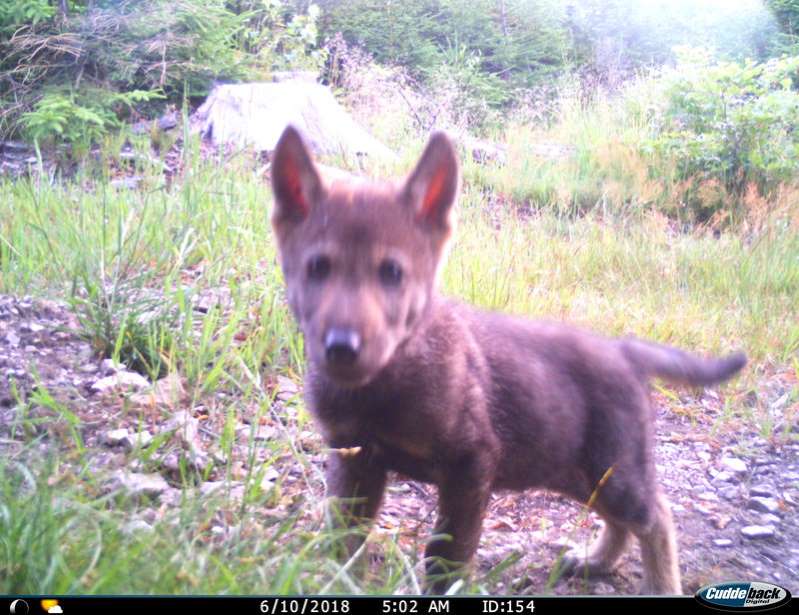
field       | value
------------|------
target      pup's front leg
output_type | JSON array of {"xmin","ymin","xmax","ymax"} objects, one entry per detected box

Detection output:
[
  {"xmin": 325, "ymin": 448, "xmax": 387, "ymax": 558},
  {"xmin": 425, "ymin": 475, "xmax": 491, "ymax": 594}
]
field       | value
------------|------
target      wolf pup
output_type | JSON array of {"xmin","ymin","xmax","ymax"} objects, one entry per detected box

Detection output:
[{"xmin": 270, "ymin": 125, "xmax": 746, "ymax": 595}]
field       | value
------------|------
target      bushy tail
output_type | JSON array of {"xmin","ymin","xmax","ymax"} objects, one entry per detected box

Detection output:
[{"xmin": 621, "ymin": 338, "xmax": 747, "ymax": 386}]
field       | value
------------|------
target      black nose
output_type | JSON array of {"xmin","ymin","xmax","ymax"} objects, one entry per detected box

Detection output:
[{"xmin": 324, "ymin": 328, "xmax": 361, "ymax": 365}]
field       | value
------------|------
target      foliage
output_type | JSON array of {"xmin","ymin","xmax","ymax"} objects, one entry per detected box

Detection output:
[
  {"xmin": 320, "ymin": 0, "xmax": 570, "ymax": 113},
  {"xmin": 767, "ymin": 0, "xmax": 799, "ymax": 49},
  {"xmin": 22, "ymin": 88, "xmax": 163, "ymax": 154},
  {"xmin": 0, "ymin": 0, "xmax": 324, "ymax": 145},
  {"xmin": 646, "ymin": 49, "xmax": 799, "ymax": 198},
  {"xmin": 0, "ymin": 0, "xmax": 55, "ymax": 32}
]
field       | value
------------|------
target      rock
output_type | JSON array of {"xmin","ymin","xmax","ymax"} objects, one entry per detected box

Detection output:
[
  {"xmin": 721, "ymin": 457, "xmax": 748, "ymax": 475},
  {"xmin": 464, "ymin": 136, "xmax": 508, "ymax": 166},
  {"xmin": 161, "ymin": 413, "xmax": 208, "ymax": 471},
  {"xmin": 748, "ymin": 497, "xmax": 781, "ymax": 515},
  {"xmin": 162, "ymin": 452, "xmax": 180, "ymax": 473},
  {"xmin": 253, "ymin": 424, "xmax": 278, "ymax": 442},
  {"xmin": 698, "ymin": 491, "xmax": 720, "ymax": 502},
  {"xmin": 719, "ymin": 486, "xmax": 740, "ymax": 500},
  {"xmin": 130, "ymin": 373, "xmax": 186, "ymax": 408},
  {"xmin": 193, "ymin": 82, "xmax": 395, "ymax": 161},
  {"xmin": 123, "ymin": 519, "xmax": 154, "ymax": 535},
  {"xmin": 110, "ymin": 176, "xmax": 143, "ymax": 190},
  {"xmin": 113, "ymin": 471, "xmax": 170, "ymax": 497},
  {"xmin": 261, "ymin": 467, "xmax": 280, "ymax": 489},
  {"xmin": 749, "ymin": 485, "xmax": 775, "ymax": 497},
  {"xmin": 712, "ymin": 471, "xmax": 734, "ymax": 484},
  {"xmin": 760, "ymin": 513, "xmax": 781, "ymax": 525},
  {"xmin": 124, "ymin": 430, "xmax": 153, "ymax": 450},
  {"xmin": 740, "ymin": 525, "xmax": 776, "ymax": 540},
  {"xmin": 275, "ymin": 375, "xmax": 299, "ymax": 401},
  {"xmin": 200, "ymin": 481, "xmax": 225, "ymax": 496},
  {"xmin": 713, "ymin": 538, "xmax": 734, "ymax": 547},
  {"xmin": 104, "ymin": 428, "xmax": 130, "ymax": 447},
  {"xmin": 100, "ymin": 358, "xmax": 124, "ymax": 375},
  {"xmin": 91, "ymin": 371, "xmax": 150, "ymax": 393},
  {"xmin": 158, "ymin": 112, "xmax": 178, "ymax": 131},
  {"xmin": 5, "ymin": 331, "xmax": 20, "ymax": 347},
  {"xmin": 163, "ymin": 410, "xmax": 198, "ymax": 440}
]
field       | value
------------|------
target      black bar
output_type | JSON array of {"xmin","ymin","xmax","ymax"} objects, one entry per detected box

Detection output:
[{"xmin": 6, "ymin": 595, "xmax": 790, "ymax": 615}]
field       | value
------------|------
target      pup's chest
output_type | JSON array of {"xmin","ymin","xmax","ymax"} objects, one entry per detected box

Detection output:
[{"xmin": 312, "ymin": 386, "xmax": 446, "ymax": 482}]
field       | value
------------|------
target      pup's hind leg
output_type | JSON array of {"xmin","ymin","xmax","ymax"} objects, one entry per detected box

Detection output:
[
  {"xmin": 561, "ymin": 519, "xmax": 631, "ymax": 576},
  {"xmin": 632, "ymin": 491, "xmax": 682, "ymax": 595}
]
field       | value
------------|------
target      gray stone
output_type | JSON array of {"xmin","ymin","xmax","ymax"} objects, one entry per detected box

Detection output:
[
  {"xmin": 748, "ymin": 497, "xmax": 781, "ymax": 515},
  {"xmin": 740, "ymin": 525, "xmax": 776, "ymax": 540},
  {"xmin": 261, "ymin": 467, "xmax": 280, "ymax": 489},
  {"xmin": 123, "ymin": 519, "xmax": 154, "ymax": 535},
  {"xmin": 113, "ymin": 471, "xmax": 169, "ymax": 497},
  {"xmin": 749, "ymin": 485, "xmax": 775, "ymax": 497},
  {"xmin": 123, "ymin": 430, "xmax": 153, "ymax": 450},
  {"xmin": 100, "ymin": 358, "xmax": 124, "ymax": 375},
  {"xmin": 721, "ymin": 457, "xmax": 748, "ymax": 475},
  {"xmin": 104, "ymin": 428, "xmax": 130, "ymax": 446},
  {"xmin": 275, "ymin": 375, "xmax": 300, "ymax": 401},
  {"xmin": 110, "ymin": 176, "xmax": 143, "ymax": 190},
  {"xmin": 200, "ymin": 481, "xmax": 228, "ymax": 496},
  {"xmin": 719, "ymin": 486, "xmax": 740, "ymax": 500},
  {"xmin": 91, "ymin": 371, "xmax": 149, "ymax": 393},
  {"xmin": 713, "ymin": 538, "xmax": 734, "ymax": 547}
]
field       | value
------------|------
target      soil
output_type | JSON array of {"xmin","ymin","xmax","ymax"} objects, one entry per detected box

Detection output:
[{"xmin": 1, "ymin": 293, "xmax": 797, "ymax": 595}]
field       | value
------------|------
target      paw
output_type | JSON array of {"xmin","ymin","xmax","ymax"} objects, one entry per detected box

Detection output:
[{"xmin": 558, "ymin": 548, "xmax": 613, "ymax": 577}]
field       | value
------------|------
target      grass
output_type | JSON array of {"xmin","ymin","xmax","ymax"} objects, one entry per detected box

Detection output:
[{"xmin": 1, "ymin": 93, "xmax": 797, "ymax": 593}]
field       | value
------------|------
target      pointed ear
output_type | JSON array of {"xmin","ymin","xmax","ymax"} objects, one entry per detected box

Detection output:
[
  {"xmin": 401, "ymin": 131, "xmax": 459, "ymax": 229},
  {"xmin": 271, "ymin": 125, "xmax": 325, "ymax": 224}
]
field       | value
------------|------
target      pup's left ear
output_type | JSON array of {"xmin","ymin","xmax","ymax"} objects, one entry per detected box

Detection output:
[{"xmin": 401, "ymin": 131, "xmax": 459, "ymax": 230}]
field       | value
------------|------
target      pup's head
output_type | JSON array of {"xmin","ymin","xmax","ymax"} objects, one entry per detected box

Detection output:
[{"xmin": 271, "ymin": 125, "xmax": 459, "ymax": 388}]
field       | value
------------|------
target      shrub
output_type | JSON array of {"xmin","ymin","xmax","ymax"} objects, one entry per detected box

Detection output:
[
  {"xmin": 646, "ymin": 48, "xmax": 799, "ymax": 195},
  {"xmin": 22, "ymin": 88, "xmax": 163, "ymax": 155},
  {"xmin": 0, "ymin": 0, "xmax": 324, "ymax": 145}
]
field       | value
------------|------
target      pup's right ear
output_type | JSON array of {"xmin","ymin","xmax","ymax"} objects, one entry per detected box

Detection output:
[
  {"xmin": 401, "ymin": 131, "xmax": 459, "ymax": 232},
  {"xmin": 271, "ymin": 125, "xmax": 324, "ymax": 224}
]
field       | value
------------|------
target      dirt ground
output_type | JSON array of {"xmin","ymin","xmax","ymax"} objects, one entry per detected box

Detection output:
[{"xmin": 1, "ymin": 293, "xmax": 797, "ymax": 594}]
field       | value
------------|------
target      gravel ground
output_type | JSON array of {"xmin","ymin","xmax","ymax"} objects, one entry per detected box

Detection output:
[{"xmin": 1, "ymin": 293, "xmax": 797, "ymax": 594}]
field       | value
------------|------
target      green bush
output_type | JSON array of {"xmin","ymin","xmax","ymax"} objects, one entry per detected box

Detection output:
[
  {"xmin": 0, "ymin": 0, "xmax": 54, "ymax": 32},
  {"xmin": 0, "ymin": 0, "xmax": 324, "ymax": 144},
  {"xmin": 646, "ymin": 48, "xmax": 799, "ymax": 194},
  {"xmin": 22, "ymin": 88, "xmax": 163, "ymax": 154},
  {"xmin": 321, "ymin": 0, "xmax": 570, "ymax": 99}
]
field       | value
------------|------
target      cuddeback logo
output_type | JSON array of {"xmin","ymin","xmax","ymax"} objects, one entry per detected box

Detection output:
[{"xmin": 696, "ymin": 582, "xmax": 792, "ymax": 611}]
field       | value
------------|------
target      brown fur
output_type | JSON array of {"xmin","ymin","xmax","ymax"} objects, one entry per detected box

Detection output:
[{"xmin": 269, "ymin": 125, "xmax": 747, "ymax": 595}]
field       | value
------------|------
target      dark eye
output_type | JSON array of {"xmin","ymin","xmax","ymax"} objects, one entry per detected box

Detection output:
[
  {"xmin": 307, "ymin": 255, "xmax": 331, "ymax": 281},
  {"xmin": 379, "ymin": 259, "xmax": 403, "ymax": 287}
]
